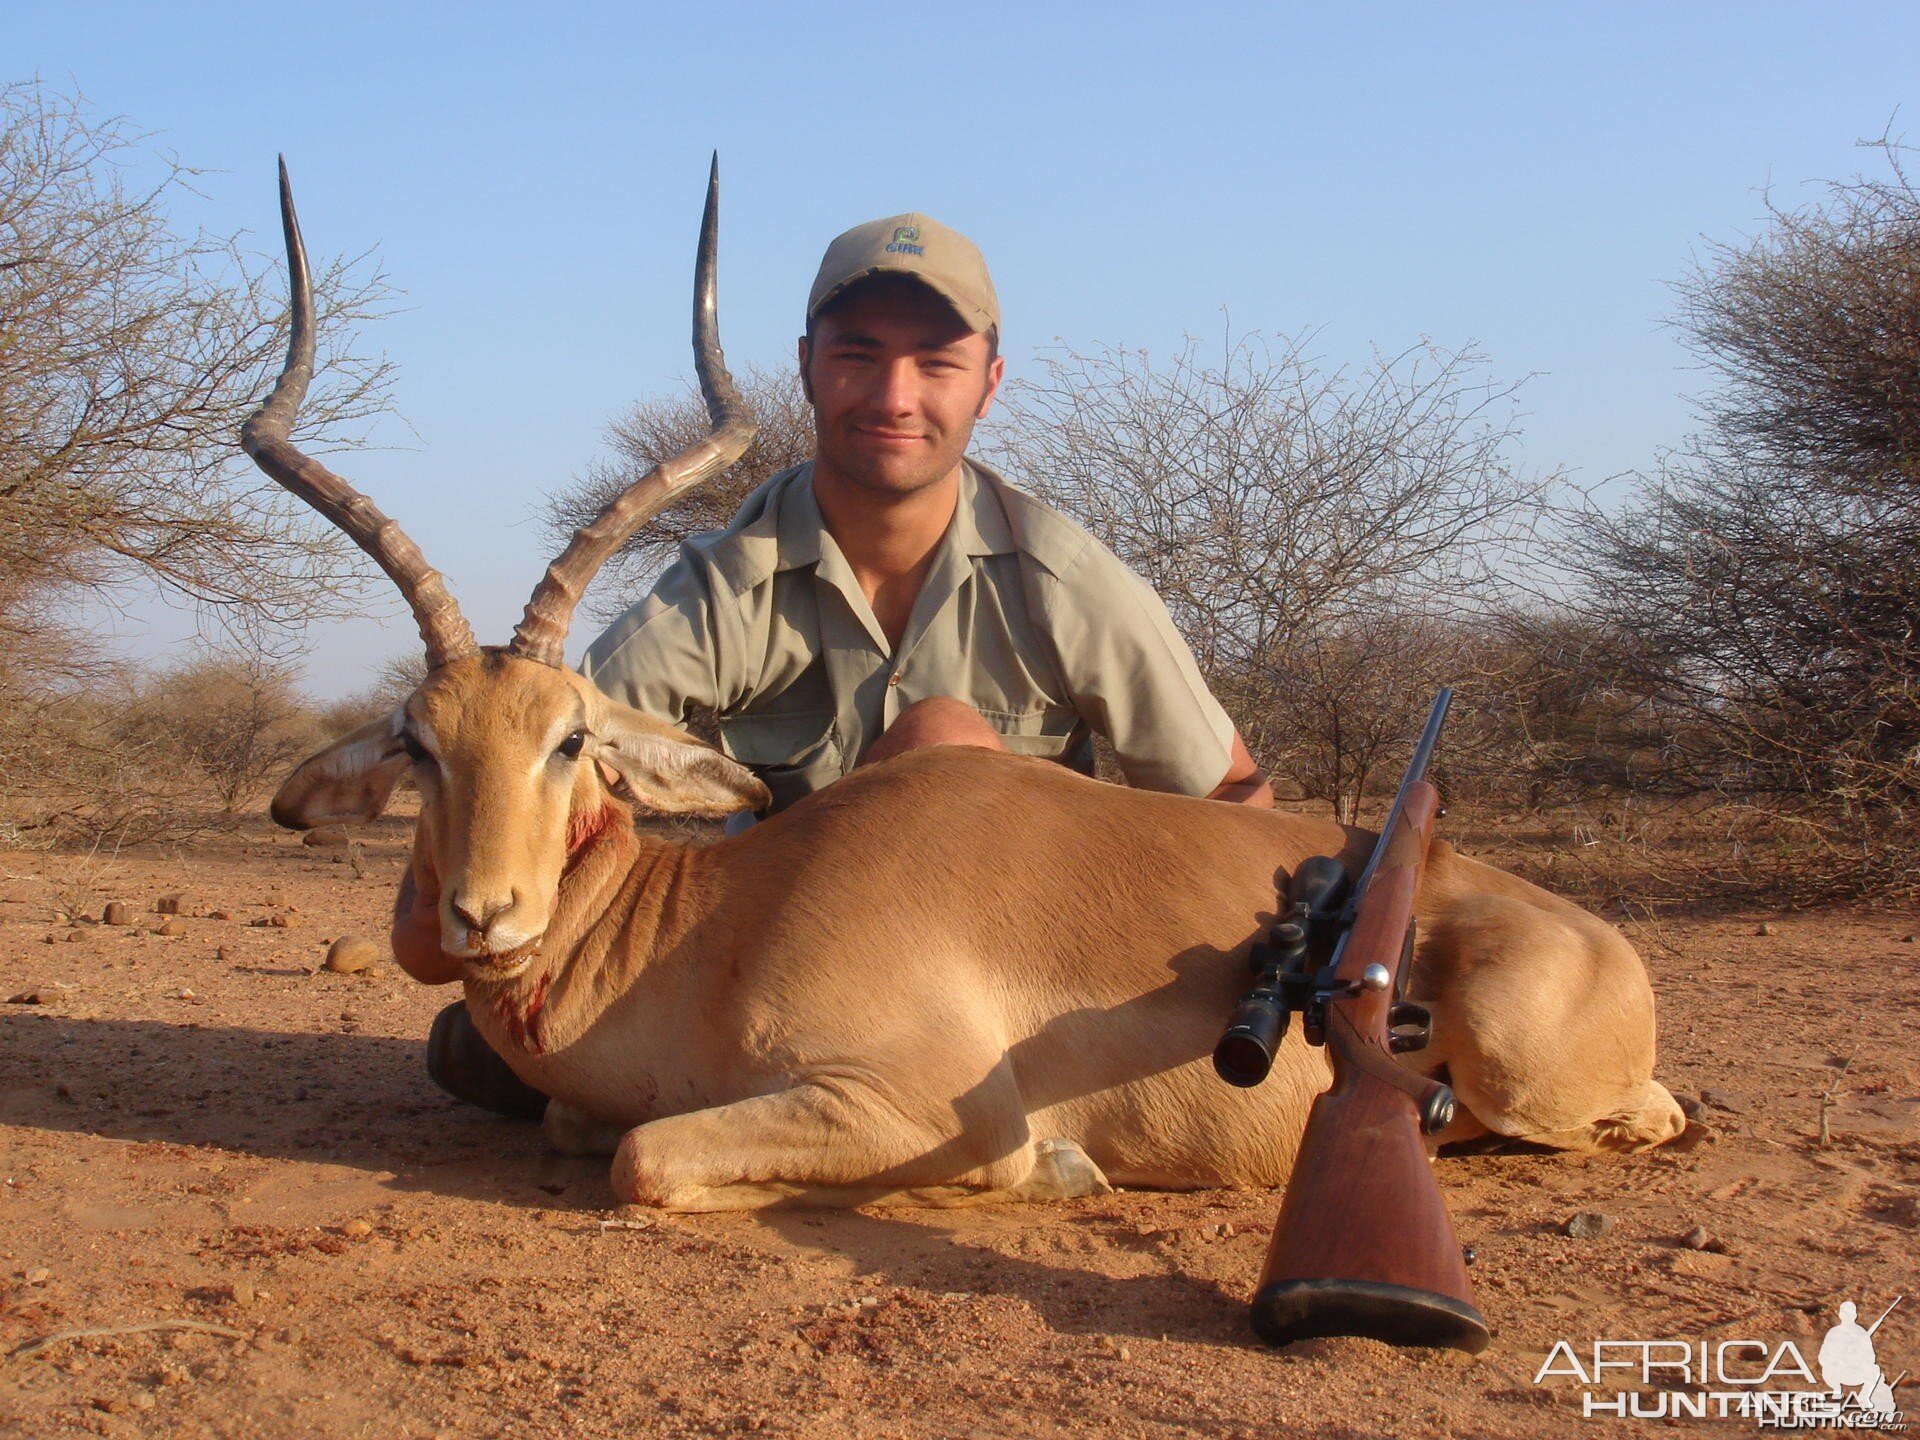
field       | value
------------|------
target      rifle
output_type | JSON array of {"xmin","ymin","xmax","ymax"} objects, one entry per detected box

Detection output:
[{"xmin": 1214, "ymin": 688, "xmax": 1490, "ymax": 1353}]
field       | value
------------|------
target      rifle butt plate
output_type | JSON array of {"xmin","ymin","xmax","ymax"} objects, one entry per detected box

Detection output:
[{"xmin": 1251, "ymin": 1278, "xmax": 1490, "ymax": 1354}]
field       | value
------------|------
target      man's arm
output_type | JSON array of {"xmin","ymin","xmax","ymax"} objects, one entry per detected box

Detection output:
[
  {"xmin": 1034, "ymin": 543, "xmax": 1252, "ymax": 801},
  {"xmin": 1208, "ymin": 730, "xmax": 1275, "ymax": 808}
]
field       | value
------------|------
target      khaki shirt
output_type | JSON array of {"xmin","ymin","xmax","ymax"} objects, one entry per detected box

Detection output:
[{"xmin": 582, "ymin": 459, "xmax": 1234, "ymax": 813}]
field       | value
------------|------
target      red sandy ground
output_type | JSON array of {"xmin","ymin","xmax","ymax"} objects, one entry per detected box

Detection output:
[{"xmin": 0, "ymin": 813, "xmax": 1915, "ymax": 1439}]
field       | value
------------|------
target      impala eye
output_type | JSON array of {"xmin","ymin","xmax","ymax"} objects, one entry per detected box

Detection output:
[
  {"xmin": 401, "ymin": 732, "xmax": 430, "ymax": 765},
  {"xmin": 557, "ymin": 731, "xmax": 586, "ymax": 760}
]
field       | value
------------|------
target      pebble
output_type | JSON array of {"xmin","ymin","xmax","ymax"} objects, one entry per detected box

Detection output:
[
  {"xmin": 64, "ymin": 930, "xmax": 85, "ymax": 942},
  {"xmin": 251, "ymin": 914, "xmax": 294, "ymax": 929},
  {"xmin": 169, "ymin": 988, "xmax": 197, "ymax": 1001},
  {"xmin": 154, "ymin": 894, "xmax": 185, "ymax": 915},
  {"xmin": 103, "ymin": 902, "xmax": 133, "ymax": 926},
  {"xmin": 23, "ymin": 1266, "xmax": 51, "ymax": 1284},
  {"xmin": 155, "ymin": 919, "xmax": 187, "ymax": 938},
  {"xmin": 93, "ymin": 1397, "xmax": 127, "ymax": 1415},
  {"xmin": 1677, "ymin": 1094, "xmax": 1710, "ymax": 1121},
  {"xmin": 341, "ymin": 1219, "xmax": 373, "ymax": 1238},
  {"xmin": 1903, "ymin": 934, "xmax": 1916, "ymax": 944},
  {"xmin": 216, "ymin": 947, "xmax": 235, "ymax": 963},
  {"xmin": 132, "ymin": 1393, "xmax": 156, "ymax": 1411},
  {"xmin": 6, "ymin": 990, "xmax": 45, "ymax": 1006},
  {"xmin": 1680, "ymin": 1225, "xmax": 1713, "ymax": 1250},
  {"xmin": 229, "ymin": 1279, "xmax": 256, "ymax": 1306},
  {"xmin": 303, "ymin": 827, "xmax": 350, "ymax": 848},
  {"xmin": 1564, "ymin": 1212, "xmax": 1614, "ymax": 1240},
  {"xmin": 324, "ymin": 936, "xmax": 382, "ymax": 975},
  {"xmin": 208, "ymin": 910, "xmax": 234, "ymax": 921},
  {"xmin": 1756, "ymin": 922, "xmax": 1775, "ymax": 936}
]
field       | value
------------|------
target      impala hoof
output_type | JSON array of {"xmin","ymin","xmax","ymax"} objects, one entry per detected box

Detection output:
[{"xmin": 1014, "ymin": 1138, "xmax": 1113, "ymax": 1201}]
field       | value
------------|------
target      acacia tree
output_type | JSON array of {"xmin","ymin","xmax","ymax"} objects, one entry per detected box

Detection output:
[
  {"xmin": 0, "ymin": 80, "xmax": 392, "ymax": 653},
  {"xmin": 1576, "ymin": 141, "xmax": 1920, "ymax": 894},
  {"xmin": 991, "ymin": 332, "xmax": 1556, "ymax": 818},
  {"xmin": 545, "ymin": 364, "xmax": 814, "ymax": 620}
]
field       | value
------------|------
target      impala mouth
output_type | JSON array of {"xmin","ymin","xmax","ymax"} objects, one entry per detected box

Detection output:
[{"xmin": 463, "ymin": 938, "xmax": 542, "ymax": 980}]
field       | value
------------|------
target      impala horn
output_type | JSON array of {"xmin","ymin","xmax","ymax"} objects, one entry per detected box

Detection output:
[
  {"xmin": 509, "ymin": 153, "xmax": 757, "ymax": 667},
  {"xmin": 241, "ymin": 157, "xmax": 478, "ymax": 670},
  {"xmin": 242, "ymin": 156, "xmax": 755, "ymax": 672}
]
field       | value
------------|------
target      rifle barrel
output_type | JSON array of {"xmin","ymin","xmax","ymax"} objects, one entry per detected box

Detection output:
[{"xmin": 1338, "ymin": 687, "xmax": 1451, "ymax": 925}]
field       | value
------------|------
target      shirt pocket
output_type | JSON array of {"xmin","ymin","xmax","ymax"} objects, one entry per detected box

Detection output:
[
  {"xmin": 976, "ymin": 705, "xmax": 1081, "ymax": 760},
  {"xmin": 719, "ymin": 711, "xmax": 844, "ymax": 813}
]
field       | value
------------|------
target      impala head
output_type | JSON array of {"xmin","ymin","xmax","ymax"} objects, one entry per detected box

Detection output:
[{"xmin": 245, "ymin": 157, "xmax": 768, "ymax": 972}]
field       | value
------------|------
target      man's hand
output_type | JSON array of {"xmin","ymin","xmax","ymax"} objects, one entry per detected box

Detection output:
[{"xmin": 1208, "ymin": 731, "xmax": 1275, "ymax": 808}]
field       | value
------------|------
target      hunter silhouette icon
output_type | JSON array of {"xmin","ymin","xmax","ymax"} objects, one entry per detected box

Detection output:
[{"xmin": 1818, "ymin": 1297, "xmax": 1903, "ymax": 1417}]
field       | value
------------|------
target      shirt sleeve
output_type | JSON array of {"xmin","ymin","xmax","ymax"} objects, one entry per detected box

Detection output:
[
  {"xmin": 1037, "ymin": 543, "xmax": 1236, "ymax": 796},
  {"xmin": 579, "ymin": 549, "xmax": 733, "ymax": 725}
]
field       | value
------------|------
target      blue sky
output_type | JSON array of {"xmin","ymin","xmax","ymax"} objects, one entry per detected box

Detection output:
[{"xmin": 16, "ymin": 1, "xmax": 1920, "ymax": 696}]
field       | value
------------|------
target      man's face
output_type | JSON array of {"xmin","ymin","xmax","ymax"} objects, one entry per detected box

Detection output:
[{"xmin": 799, "ymin": 274, "xmax": 1005, "ymax": 498}]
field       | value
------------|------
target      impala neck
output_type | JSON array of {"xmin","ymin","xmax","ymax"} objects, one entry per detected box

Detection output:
[{"xmin": 464, "ymin": 799, "xmax": 706, "ymax": 1056}]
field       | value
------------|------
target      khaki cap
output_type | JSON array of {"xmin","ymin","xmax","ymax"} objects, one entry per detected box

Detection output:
[{"xmin": 807, "ymin": 213, "xmax": 999, "ymax": 334}]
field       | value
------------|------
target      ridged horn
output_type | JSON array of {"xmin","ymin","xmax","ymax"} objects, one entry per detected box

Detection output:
[
  {"xmin": 508, "ymin": 153, "xmax": 757, "ymax": 667},
  {"xmin": 241, "ymin": 158, "xmax": 478, "ymax": 669}
]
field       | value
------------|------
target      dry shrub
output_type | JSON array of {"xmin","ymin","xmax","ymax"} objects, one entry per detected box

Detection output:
[
  {"xmin": 0, "ymin": 669, "xmax": 212, "ymax": 848},
  {"xmin": 0, "ymin": 650, "xmax": 327, "ymax": 846}
]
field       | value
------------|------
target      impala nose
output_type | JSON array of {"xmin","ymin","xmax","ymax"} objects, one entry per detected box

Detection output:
[{"xmin": 448, "ymin": 890, "xmax": 514, "ymax": 933}]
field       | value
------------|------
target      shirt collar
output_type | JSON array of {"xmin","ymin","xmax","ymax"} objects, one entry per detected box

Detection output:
[{"xmin": 775, "ymin": 458, "xmax": 1015, "ymax": 575}]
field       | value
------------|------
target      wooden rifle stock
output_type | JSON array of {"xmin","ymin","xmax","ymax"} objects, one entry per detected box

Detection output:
[{"xmin": 1250, "ymin": 777, "xmax": 1489, "ymax": 1352}]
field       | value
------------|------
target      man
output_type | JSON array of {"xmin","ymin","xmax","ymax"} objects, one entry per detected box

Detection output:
[
  {"xmin": 580, "ymin": 212, "xmax": 1273, "ymax": 812},
  {"xmin": 428, "ymin": 212, "xmax": 1270, "ymax": 1114}
]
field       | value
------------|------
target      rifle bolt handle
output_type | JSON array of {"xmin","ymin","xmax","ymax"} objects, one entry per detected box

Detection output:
[
  {"xmin": 1422, "ymin": 1087, "xmax": 1457, "ymax": 1135},
  {"xmin": 1360, "ymin": 963, "xmax": 1391, "ymax": 992}
]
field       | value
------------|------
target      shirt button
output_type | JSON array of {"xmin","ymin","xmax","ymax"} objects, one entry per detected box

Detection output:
[{"xmin": 887, "ymin": 673, "xmax": 902, "ymax": 687}]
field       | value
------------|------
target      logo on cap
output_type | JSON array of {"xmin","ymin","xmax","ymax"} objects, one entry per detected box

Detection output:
[{"xmin": 885, "ymin": 224, "xmax": 925, "ymax": 257}]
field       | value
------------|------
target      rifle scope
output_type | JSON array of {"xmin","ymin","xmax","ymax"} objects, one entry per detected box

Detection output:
[
  {"xmin": 1213, "ymin": 857, "xmax": 1350, "ymax": 1088},
  {"xmin": 1214, "ymin": 966, "xmax": 1293, "ymax": 1087}
]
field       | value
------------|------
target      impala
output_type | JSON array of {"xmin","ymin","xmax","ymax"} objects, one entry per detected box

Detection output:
[{"xmin": 246, "ymin": 161, "xmax": 1684, "ymax": 1211}]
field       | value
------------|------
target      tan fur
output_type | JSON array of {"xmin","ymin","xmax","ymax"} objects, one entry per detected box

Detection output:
[{"xmin": 277, "ymin": 658, "xmax": 1684, "ymax": 1212}]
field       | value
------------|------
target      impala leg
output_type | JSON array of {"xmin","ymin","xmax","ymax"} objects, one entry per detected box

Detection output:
[{"xmin": 610, "ymin": 1075, "xmax": 1106, "ymax": 1212}]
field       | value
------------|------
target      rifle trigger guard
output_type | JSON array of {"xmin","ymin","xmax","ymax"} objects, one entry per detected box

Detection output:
[{"xmin": 1387, "ymin": 999, "xmax": 1433, "ymax": 1054}]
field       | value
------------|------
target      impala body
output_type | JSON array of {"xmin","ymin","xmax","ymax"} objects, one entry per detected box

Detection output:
[{"xmin": 251, "ymin": 162, "xmax": 1684, "ymax": 1211}]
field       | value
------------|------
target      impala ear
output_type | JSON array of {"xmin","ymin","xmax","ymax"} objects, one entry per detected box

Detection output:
[
  {"xmin": 591, "ymin": 704, "xmax": 770, "ymax": 817},
  {"xmin": 271, "ymin": 710, "xmax": 412, "ymax": 828}
]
